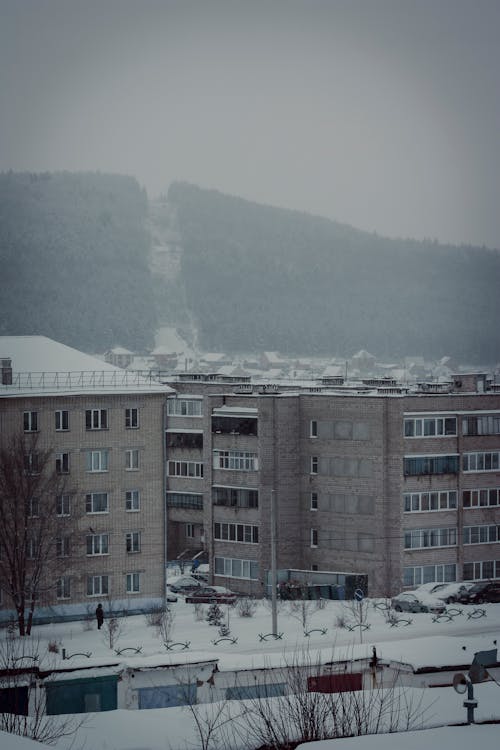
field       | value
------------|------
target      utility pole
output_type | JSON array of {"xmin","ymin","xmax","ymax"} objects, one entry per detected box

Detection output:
[{"xmin": 270, "ymin": 489, "xmax": 278, "ymax": 635}]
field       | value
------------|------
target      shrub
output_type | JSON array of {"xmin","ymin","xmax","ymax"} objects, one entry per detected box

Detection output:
[{"xmin": 236, "ymin": 597, "xmax": 257, "ymax": 618}]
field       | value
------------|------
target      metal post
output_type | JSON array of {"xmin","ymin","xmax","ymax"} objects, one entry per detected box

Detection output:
[
  {"xmin": 270, "ymin": 490, "xmax": 278, "ymax": 635},
  {"xmin": 464, "ymin": 679, "xmax": 477, "ymax": 724}
]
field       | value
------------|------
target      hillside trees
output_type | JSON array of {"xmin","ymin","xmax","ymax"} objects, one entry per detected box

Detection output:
[{"xmin": 0, "ymin": 433, "xmax": 74, "ymax": 635}]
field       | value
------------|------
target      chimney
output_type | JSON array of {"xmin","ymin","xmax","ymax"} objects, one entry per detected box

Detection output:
[{"xmin": 1, "ymin": 358, "xmax": 12, "ymax": 385}]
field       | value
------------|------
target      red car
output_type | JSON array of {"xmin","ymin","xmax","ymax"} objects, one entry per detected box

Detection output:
[{"xmin": 185, "ymin": 586, "xmax": 238, "ymax": 604}]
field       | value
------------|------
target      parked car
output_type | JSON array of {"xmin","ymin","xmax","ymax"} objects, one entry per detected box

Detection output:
[
  {"xmin": 414, "ymin": 581, "xmax": 474, "ymax": 604},
  {"xmin": 185, "ymin": 586, "xmax": 238, "ymax": 605},
  {"xmin": 457, "ymin": 580, "xmax": 500, "ymax": 604},
  {"xmin": 391, "ymin": 591, "xmax": 446, "ymax": 614},
  {"xmin": 166, "ymin": 592, "xmax": 178, "ymax": 603},
  {"xmin": 168, "ymin": 576, "xmax": 203, "ymax": 594}
]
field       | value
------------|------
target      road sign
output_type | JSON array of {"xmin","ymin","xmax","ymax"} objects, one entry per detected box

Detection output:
[{"xmin": 354, "ymin": 588, "xmax": 364, "ymax": 602}]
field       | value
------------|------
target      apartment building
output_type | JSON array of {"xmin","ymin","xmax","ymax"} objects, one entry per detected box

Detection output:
[
  {"xmin": 0, "ymin": 336, "xmax": 173, "ymax": 617},
  {"xmin": 164, "ymin": 372, "xmax": 500, "ymax": 597}
]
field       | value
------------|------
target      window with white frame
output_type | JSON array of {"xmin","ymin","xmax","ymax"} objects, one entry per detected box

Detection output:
[
  {"xmin": 463, "ymin": 488, "xmax": 500, "ymax": 508},
  {"xmin": 463, "ymin": 525, "xmax": 500, "ymax": 545},
  {"xmin": 125, "ymin": 489, "xmax": 140, "ymax": 511},
  {"xmin": 214, "ymin": 556, "xmax": 259, "ymax": 580},
  {"xmin": 23, "ymin": 411, "xmax": 38, "ymax": 432},
  {"xmin": 125, "ymin": 449, "xmax": 139, "ymax": 470},
  {"xmin": 55, "ymin": 410, "xmax": 69, "ymax": 431},
  {"xmin": 56, "ymin": 494, "xmax": 71, "ymax": 516},
  {"xmin": 213, "ymin": 450, "xmax": 258, "ymax": 471},
  {"xmin": 463, "ymin": 560, "xmax": 500, "ymax": 581},
  {"xmin": 55, "ymin": 451, "xmax": 70, "ymax": 474},
  {"xmin": 126, "ymin": 572, "xmax": 140, "ymax": 594},
  {"xmin": 56, "ymin": 536, "xmax": 71, "ymax": 558},
  {"xmin": 463, "ymin": 452, "xmax": 500, "ymax": 472},
  {"xmin": 85, "ymin": 450, "xmax": 109, "ymax": 472},
  {"xmin": 126, "ymin": 531, "xmax": 141, "ymax": 553},
  {"xmin": 167, "ymin": 460, "xmax": 204, "ymax": 478},
  {"xmin": 310, "ymin": 528, "xmax": 318, "ymax": 547},
  {"xmin": 85, "ymin": 409, "xmax": 108, "ymax": 430},
  {"xmin": 23, "ymin": 453, "xmax": 39, "ymax": 475},
  {"xmin": 125, "ymin": 408, "xmax": 139, "ymax": 429},
  {"xmin": 310, "ymin": 420, "xmax": 318, "ymax": 438},
  {"xmin": 310, "ymin": 492, "xmax": 318, "ymax": 511},
  {"xmin": 167, "ymin": 398, "xmax": 202, "ymax": 416},
  {"xmin": 403, "ymin": 490, "xmax": 457, "ymax": 513},
  {"xmin": 403, "ymin": 564, "xmax": 457, "ymax": 587},
  {"xmin": 462, "ymin": 414, "xmax": 500, "ymax": 436},
  {"xmin": 86, "ymin": 533, "xmax": 109, "ymax": 555},
  {"xmin": 28, "ymin": 497, "xmax": 39, "ymax": 518},
  {"xmin": 404, "ymin": 416, "xmax": 457, "ymax": 437},
  {"xmin": 214, "ymin": 523, "xmax": 258, "ymax": 543},
  {"xmin": 404, "ymin": 527, "xmax": 457, "ymax": 549},
  {"xmin": 85, "ymin": 492, "xmax": 109, "ymax": 514},
  {"xmin": 87, "ymin": 575, "xmax": 109, "ymax": 596},
  {"xmin": 56, "ymin": 577, "xmax": 71, "ymax": 600},
  {"xmin": 310, "ymin": 456, "xmax": 318, "ymax": 474}
]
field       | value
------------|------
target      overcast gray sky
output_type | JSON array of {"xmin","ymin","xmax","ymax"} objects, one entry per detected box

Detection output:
[{"xmin": 1, "ymin": 0, "xmax": 499, "ymax": 248}]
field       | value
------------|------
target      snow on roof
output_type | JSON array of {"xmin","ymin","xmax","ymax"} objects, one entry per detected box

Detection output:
[{"xmin": 0, "ymin": 336, "xmax": 174, "ymax": 397}]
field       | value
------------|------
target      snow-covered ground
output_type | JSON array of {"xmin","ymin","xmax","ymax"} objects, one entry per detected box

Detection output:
[{"xmin": 2, "ymin": 595, "xmax": 499, "ymax": 750}]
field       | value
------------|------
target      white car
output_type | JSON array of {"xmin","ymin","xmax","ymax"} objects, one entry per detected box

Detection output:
[
  {"xmin": 413, "ymin": 581, "xmax": 474, "ymax": 604},
  {"xmin": 391, "ymin": 591, "xmax": 446, "ymax": 614}
]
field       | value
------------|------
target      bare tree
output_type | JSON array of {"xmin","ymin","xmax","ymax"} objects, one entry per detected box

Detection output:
[
  {"xmin": 0, "ymin": 433, "xmax": 73, "ymax": 635},
  {"xmin": 0, "ymin": 634, "xmax": 84, "ymax": 745}
]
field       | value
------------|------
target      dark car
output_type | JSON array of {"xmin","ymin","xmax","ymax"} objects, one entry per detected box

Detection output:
[
  {"xmin": 457, "ymin": 581, "xmax": 500, "ymax": 604},
  {"xmin": 185, "ymin": 586, "xmax": 238, "ymax": 605}
]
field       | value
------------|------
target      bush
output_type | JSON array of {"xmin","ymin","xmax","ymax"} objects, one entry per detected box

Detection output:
[{"xmin": 236, "ymin": 597, "xmax": 257, "ymax": 618}]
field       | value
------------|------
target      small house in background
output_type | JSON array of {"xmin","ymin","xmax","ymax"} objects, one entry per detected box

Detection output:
[
  {"xmin": 151, "ymin": 346, "xmax": 179, "ymax": 370},
  {"xmin": 105, "ymin": 346, "xmax": 134, "ymax": 369},
  {"xmin": 349, "ymin": 349, "xmax": 377, "ymax": 374},
  {"xmin": 260, "ymin": 351, "xmax": 289, "ymax": 371}
]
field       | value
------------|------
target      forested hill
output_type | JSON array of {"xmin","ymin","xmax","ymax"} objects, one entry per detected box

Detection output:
[
  {"xmin": 169, "ymin": 182, "xmax": 500, "ymax": 363},
  {"xmin": 0, "ymin": 172, "xmax": 157, "ymax": 353}
]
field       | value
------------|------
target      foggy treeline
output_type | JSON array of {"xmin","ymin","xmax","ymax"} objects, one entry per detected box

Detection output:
[{"xmin": 1, "ymin": 172, "xmax": 499, "ymax": 363}]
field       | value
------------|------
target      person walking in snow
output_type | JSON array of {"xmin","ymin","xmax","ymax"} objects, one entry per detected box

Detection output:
[{"xmin": 96, "ymin": 603, "xmax": 104, "ymax": 629}]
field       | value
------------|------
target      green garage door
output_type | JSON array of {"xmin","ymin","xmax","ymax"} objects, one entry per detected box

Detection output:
[{"xmin": 46, "ymin": 675, "xmax": 117, "ymax": 714}]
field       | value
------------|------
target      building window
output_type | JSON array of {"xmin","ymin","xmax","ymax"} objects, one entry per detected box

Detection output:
[
  {"xmin": 463, "ymin": 488, "xmax": 500, "ymax": 508},
  {"xmin": 310, "ymin": 456, "xmax": 318, "ymax": 474},
  {"xmin": 310, "ymin": 529, "xmax": 318, "ymax": 547},
  {"xmin": 26, "ymin": 537, "xmax": 38, "ymax": 560},
  {"xmin": 212, "ymin": 486, "xmax": 258, "ymax": 508},
  {"xmin": 56, "ymin": 536, "xmax": 71, "ymax": 558},
  {"xmin": 23, "ymin": 411, "xmax": 38, "ymax": 432},
  {"xmin": 310, "ymin": 420, "xmax": 318, "ymax": 438},
  {"xmin": 403, "ymin": 564, "xmax": 456, "ymax": 587},
  {"xmin": 167, "ymin": 492, "xmax": 204, "ymax": 509},
  {"xmin": 211, "ymin": 415, "xmax": 258, "ymax": 436},
  {"xmin": 126, "ymin": 572, "xmax": 140, "ymax": 594},
  {"xmin": 167, "ymin": 460, "xmax": 204, "ymax": 478},
  {"xmin": 56, "ymin": 494, "xmax": 71, "ymax": 516},
  {"xmin": 403, "ymin": 490, "xmax": 457, "ymax": 513},
  {"xmin": 125, "ymin": 449, "xmax": 139, "ymax": 471},
  {"xmin": 214, "ymin": 523, "xmax": 259, "ymax": 543},
  {"xmin": 125, "ymin": 408, "xmax": 139, "ymax": 429},
  {"xmin": 86, "ymin": 533, "xmax": 109, "ymax": 555},
  {"xmin": 85, "ymin": 409, "xmax": 108, "ymax": 430},
  {"xmin": 126, "ymin": 531, "xmax": 141, "ymax": 553},
  {"xmin": 125, "ymin": 490, "xmax": 140, "ymax": 512},
  {"xmin": 23, "ymin": 453, "xmax": 39, "ymax": 475},
  {"xmin": 463, "ymin": 525, "xmax": 500, "ymax": 545},
  {"xmin": 55, "ymin": 410, "xmax": 69, "ymax": 431},
  {"xmin": 214, "ymin": 556, "xmax": 259, "ymax": 580},
  {"xmin": 403, "ymin": 455, "xmax": 459, "ymax": 476},
  {"xmin": 86, "ymin": 450, "xmax": 109, "ymax": 472},
  {"xmin": 310, "ymin": 492, "xmax": 318, "ymax": 511},
  {"xmin": 166, "ymin": 431, "xmax": 204, "ymax": 449},
  {"xmin": 55, "ymin": 452, "xmax": 70, "ymax": 474},
  {"xmin": 462, "ymin": 452, "xmax": 500, "ymax": 472},
  {"xmin": 186, "ymin": 523, "xmax": 195, "ymax": 539},
  {"xmin": 28, "ymin": 497, "xmax": 39, "ymax": 518},
  {"xmin": 87, "ymin": 575, "xmax": 109, "ymax": 596},
  {"xmin": 85, "ymin": 492, "xmax": 109, "ymax": 514},
  {"xmin": 462, "ymin": 414, "xmax": 500, "ymax": 436},
  {"xmin": 167, "ymin": 398, "xmax": 202, "ymax": 417},
  {"xmin": 404, "ymin": 416, "xmax": 457, "ymax": 437},
  {"xmin": 213, "ymin": 450, "xmax": 258, "ymax": 471},
  {"xmin": 56, "ymin": 577, "xmax": 71, "ymax": 600},
  {"xmin": 404, "ymin": 527, "xmax": 457, "ymax": 549},
  {"xmin": 463, "ymin": 560, "xmax": 500, "ymax": 581}
]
